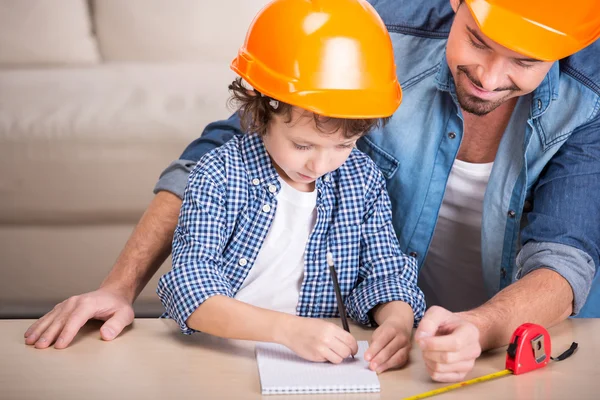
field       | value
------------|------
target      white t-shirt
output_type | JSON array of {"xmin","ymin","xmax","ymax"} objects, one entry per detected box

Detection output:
[
  {"xmin": 234, "ymin": 177, "xmax": 317, "ymax": 314},
  {"xmin": 418, "ymin": 158, "xmax": 493, "ymax": 312}
]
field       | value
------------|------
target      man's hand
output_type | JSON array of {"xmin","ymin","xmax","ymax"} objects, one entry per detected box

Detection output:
[
  {"xmin": 24, "ymin": 287, "xmax": 134, "ymax": 349},
  {"xmin": 364, "ymin": 317, "xmax": 411, "ymax": 373},
  {"xmin": 280, "ymin": 317, "xmax": 359, "ymax": 364},
  {"xmin": 415, "ymin": 306, "xmax": 481, "ymax": 382}
]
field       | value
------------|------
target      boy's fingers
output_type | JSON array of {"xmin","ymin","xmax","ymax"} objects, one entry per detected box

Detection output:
[
  {"xmin": 370, "ymin": 335, "xmax": 409, "ymax": 369},
  {"xmin": 365, "ymin": 327, "xmax": 395, "ymax": 361},
  {"xmin": 373, "ymin": 348, "xmax": 410, "ymax": 373},
  {"xmin": 334, "ymin": 329, "xmax": 358, "ymax": 356},
  {"xmin": 322, "ymin": 347, "xmax": 344, "ymax": 364}
]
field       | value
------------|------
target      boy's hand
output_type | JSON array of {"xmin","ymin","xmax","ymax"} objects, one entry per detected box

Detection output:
[
  {"xmin": 364, "ymin": 317, "xmax": 411, "ymax": 373},
  {"xmin": 416, "ymin": 306, "xmax": 481, "ymax": 382},
  {"xmin": 279, "ymin": 317, "xmax": 358, "ymax": 363}
]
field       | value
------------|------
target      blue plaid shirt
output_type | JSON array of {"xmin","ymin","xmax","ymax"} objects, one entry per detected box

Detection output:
[{"xmin": 157, "ymin": 134, "xmax": 425, "ymax": 334}]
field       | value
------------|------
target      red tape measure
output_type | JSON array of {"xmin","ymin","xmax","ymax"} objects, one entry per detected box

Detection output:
[{"xmin": 403, "ymin": 323, "xmax": 578, "ymax": 400}]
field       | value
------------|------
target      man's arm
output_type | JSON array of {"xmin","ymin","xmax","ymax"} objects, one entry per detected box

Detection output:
[
  {"xmin": 460, "ymin": 269, "xmax": 573, "ymax": 350},
  {"xmin": 24, "ymin": 113, "xmax": 244, "ymax": 349},
  {"xmin": 416, "ymin": 116, "xmax": 600, "ymax": 382},
  {"xmin": 100, "ymin": 191, "xmax": 181, "ymax": 304}
]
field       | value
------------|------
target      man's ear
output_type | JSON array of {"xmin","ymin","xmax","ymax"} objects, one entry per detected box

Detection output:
[{"xmin": 450, "ymin": 0, "xmax": 461, "ymax": 13}]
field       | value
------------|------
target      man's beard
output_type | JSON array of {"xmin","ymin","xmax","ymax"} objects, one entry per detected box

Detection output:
[{"xmin": 455, "ymin": 65, "xmax": 519, "ymax": 116}]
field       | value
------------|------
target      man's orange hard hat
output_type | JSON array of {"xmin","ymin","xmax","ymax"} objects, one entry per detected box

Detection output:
[{"xmin": 464, "ymin": 0, "xmax": 600, "ymax": 61}]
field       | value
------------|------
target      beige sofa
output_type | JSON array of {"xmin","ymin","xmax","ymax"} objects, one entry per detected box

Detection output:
[{"xmin": 0, "ymin": 0, "xmax": 270, "ymax": 317}]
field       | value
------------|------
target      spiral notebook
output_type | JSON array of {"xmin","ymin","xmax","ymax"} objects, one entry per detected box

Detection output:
[{"xmin": 255, "ymin": 341, "xmax": 380, "ymax": 395}]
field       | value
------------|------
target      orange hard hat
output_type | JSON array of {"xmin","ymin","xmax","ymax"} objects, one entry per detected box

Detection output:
[
  {"xmin": 230, "ymin": 0, "xmax": 401, "ymax": 118},
  {"xmin": 464, "ymin": 0, "xmax": 600, "ymax": 61}
]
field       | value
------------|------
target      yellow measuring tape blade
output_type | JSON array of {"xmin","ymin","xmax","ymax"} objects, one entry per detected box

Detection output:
[{"xmin": 402, "ymin": 369, "xmax": 512, "ymax": 400}]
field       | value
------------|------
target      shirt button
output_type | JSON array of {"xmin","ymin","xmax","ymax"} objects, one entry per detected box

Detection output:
[
  {"xmin": 238, "ymin": 258, "xmax": 248, "ymax": 267},
  {"xmin": 252, "ymin": 178, "xmax": 260, "ymax": 186},
  {"xmin": 507, "ymin": 210, "xmax": 516, "ymax": 218},
  {"xmin": 448, "ymin": 132, "xmax": 456, "ymax": 139},
  {"xmin": 409, "ymin": 251, "xmax": 418, "ymax": 258},
  {"xmin": 262, "ymin": 204, "xmax": 271, "ymax": 213},
  {"xmin": 500, "ymin": 268, "xmax": 507, "ymax": 279},
  {"xmin": 268, "ymin": 184, "xmax": 277, "ymax": 193}
]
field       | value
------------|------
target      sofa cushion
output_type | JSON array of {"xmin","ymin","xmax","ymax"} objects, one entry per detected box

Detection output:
[
  {"xmin": 0, "ymin": 63, "xmax": 235, "ymax": 224},
  {"xmin": 0, "ymin": 224, "xmax": 170, "ymax": 318},
  {"xmin": 93, "ymin": 0, "xmax": 271, "ymax": 62},
  {"xmin": 0, "ymin": 0, "xmax": 100, "ymax": 66}
]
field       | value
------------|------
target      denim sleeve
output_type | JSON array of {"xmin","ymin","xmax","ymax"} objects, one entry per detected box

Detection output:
[
  {"xmin": 345, "ymin": 167, "xmax": 426, "ymax": 327},
  {"xmin": 519, "ymin": 116, "xmax": 600, "ymax": 315},
  {"xmin": 153, "ymin": 113, "xmax": 243, "ymax": 199}
]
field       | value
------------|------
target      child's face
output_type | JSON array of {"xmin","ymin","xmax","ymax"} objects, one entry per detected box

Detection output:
[{"xmin": 262, "ymin": 107, "xmax": 358, "ymax": 192}]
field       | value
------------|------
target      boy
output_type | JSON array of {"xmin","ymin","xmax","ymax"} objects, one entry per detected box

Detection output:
[{"xmin": 158, "ymin": 0, "xmax": 425, "ymax": 372}]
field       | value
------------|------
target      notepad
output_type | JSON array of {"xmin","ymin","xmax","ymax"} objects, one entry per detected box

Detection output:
[{"xmin": 255, "ymin": 341, "xmax": 380, "ymax": 395}]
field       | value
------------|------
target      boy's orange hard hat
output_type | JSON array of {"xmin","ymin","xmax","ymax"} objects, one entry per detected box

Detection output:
[
  {"xmin": 464, "ymin": 0, "xmax": 600, "ymax": 61},
  {"xmin": 230, "ymin": 0, "xmax": 402, "ymax": 119}
]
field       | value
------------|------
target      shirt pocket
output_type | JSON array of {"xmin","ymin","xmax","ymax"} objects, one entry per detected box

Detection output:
[{"xmin": 356, "ymin": 136, "xmax": 400, "ymax": 180}]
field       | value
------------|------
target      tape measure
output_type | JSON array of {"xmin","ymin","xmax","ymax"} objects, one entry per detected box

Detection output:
[{"xmin": 403, "ymin": 323, "xmax": 578, "ymax": 400}]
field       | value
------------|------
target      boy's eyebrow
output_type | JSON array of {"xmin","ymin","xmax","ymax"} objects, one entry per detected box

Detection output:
[
  {"xmin": 466, "ymin": 26, "xmax": 543, "ymax": 63},
  {"xmin": 291, "ymin": 137, "xmax": 356, "ymax": 146},
  {"xmin": 291, "ymin": 137, "xmax": 317, "ymax": 145}
]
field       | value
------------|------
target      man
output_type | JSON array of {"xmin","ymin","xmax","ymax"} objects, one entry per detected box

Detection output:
[{"xmin": 25, "ymin": 0, "xmax": 600, "ymax": 383}]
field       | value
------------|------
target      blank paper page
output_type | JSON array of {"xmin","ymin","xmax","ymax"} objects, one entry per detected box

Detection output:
[{"xmin": 255, "ymin": 341, "xmax": 380, "ymax": 395}]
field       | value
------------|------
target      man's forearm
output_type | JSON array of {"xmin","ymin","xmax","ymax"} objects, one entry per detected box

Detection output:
[
  {"xmin": 460, "ymin": 268, "xmax": 573, "ymax": 351},
  {"xmin": 100, "ymin": 191, "xmax": 182, "ymax": 303},
  {"xmin": 186, "ymin": 295, "xmax": 292, "ymax": 342}
]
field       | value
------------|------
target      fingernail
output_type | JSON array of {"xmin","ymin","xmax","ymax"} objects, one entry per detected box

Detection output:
[
  {"xmin": 37, "ymin": 337, "xmax": 47, "ymax": 343},
  {"xmin": 102, "ymin": 327, "xmax": 115, "ymax": 339},
  {"xmin": 24, "ymin": 329, "xmax": 32, "ymax": 338},
  {"xmin": 371, "ymin": 362, "xmax": 378, "ymax": 371},
  {"xmin": 365, "ymin": 354, "xmax": 372, "ymax": 361},
  {"xmin": 417, "ymin": 331, "xmax": 432, "ymax": 339},
  {"xmin": 56, "ymin": 337, "xmax": 64, "ymax": 344}
]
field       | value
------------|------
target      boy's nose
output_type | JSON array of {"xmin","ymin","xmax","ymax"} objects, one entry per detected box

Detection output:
[{"xmin": 307, "ymin": 154, "xmax": 329, "ymax": 177}]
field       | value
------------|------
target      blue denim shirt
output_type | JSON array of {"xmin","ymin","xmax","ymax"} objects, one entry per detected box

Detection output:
[{"xmin": 155, "ymin": 0, "xmax": 600, "ymax": 316}]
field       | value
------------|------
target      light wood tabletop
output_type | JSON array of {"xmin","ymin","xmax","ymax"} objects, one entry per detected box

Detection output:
[{"xmin": 2, "ymin": 318, "xmax": 599, "ymax": 400}]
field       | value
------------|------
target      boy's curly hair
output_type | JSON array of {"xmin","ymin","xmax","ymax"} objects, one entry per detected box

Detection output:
[{"xmin": 228, "ymin": 78, "xmax": 390, "ymax": 138}]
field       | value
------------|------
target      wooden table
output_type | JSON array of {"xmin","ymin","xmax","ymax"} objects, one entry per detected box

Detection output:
[{"xmin": 2, "ymin": 318, "xmax": 599, "ymax": 399}]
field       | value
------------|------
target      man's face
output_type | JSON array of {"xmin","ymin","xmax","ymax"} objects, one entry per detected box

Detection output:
[{"xmin": 446, "ymin": 2, "xmax": 554, "ymax": 116}]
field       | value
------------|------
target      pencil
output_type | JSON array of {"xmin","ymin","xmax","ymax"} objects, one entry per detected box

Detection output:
[{"xmin": 326, "ymin": 252, "xmax": 354, "ymax": 359}]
